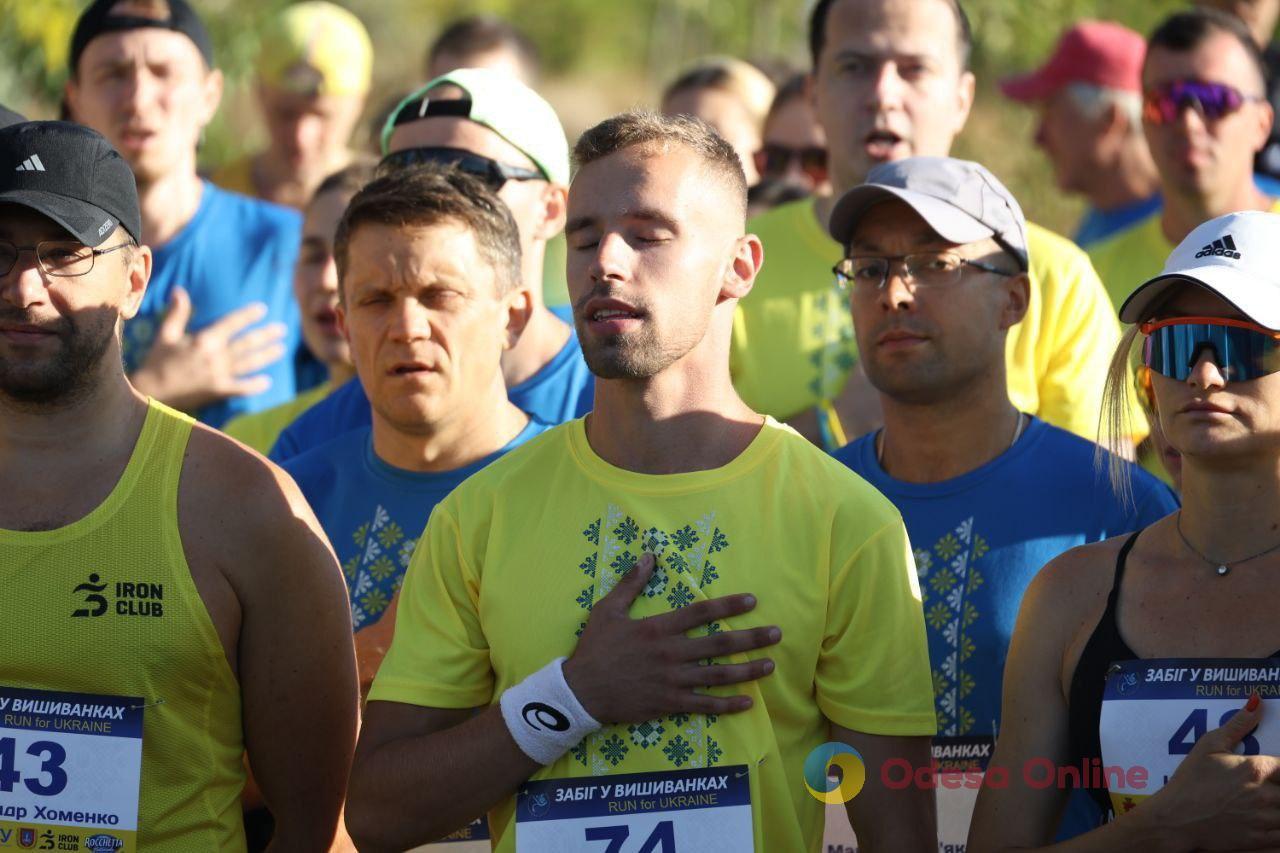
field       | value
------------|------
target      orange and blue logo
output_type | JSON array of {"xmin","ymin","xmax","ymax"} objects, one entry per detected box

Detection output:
[{"xmin": 804, "ymin": 741, "xmax": 866, "ymax": 804}]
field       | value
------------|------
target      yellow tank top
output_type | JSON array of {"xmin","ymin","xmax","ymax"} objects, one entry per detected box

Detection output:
[{"xmin": 0, "ymin": 401, "xmax": 246, "ymax": 851}]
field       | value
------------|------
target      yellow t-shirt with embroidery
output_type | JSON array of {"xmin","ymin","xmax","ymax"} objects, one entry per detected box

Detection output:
[
  {"xmin": 370, "ymin": 417, "xmax": 935, "ymax": 852},
  {"xmin": 1089, "ymin": 200, "xmax": 1280, "ymax": 310},
  {"xmin": 733, "ymin": 199, "xmax": 1127, "ymax": 441},
  {"xmin": 222, "ymin": 381, "xmax": 331, "ymax": 455}
]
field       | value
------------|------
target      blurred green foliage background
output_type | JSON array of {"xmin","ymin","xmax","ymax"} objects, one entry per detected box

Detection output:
[{"xmin": 0, "ymin": 0, "xmax": 1193, "ymax": 234}]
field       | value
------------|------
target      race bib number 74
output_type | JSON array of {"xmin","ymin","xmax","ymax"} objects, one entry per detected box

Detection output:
[{"xmin": 0, "ymin": 686, "xmax": 143, "ymax": 852}]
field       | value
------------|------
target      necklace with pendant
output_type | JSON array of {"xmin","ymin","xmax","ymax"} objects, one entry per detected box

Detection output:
[{"xmin": 1175, "ymin": 511, "xmax": 1280, "ymax": 576}]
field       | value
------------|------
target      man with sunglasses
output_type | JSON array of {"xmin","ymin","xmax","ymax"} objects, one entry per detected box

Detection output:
[
  {"xmin": 1090, "ymin": 8, "xmax": 1280, "ymax": 308},
  {"xmin": 733, "ymin": 0, "xmax": 1127, "ymax": 454},
  {"xmin": 0, "ymin": 120, "xmax": 358, "ymax": 849},
  {"xmin": 269, "ymin": 68, "xmax": 592, "ymax": 463},
  {"xmin": 828, "ymin": 156, "xmax": 1177, "ymax": 849}
]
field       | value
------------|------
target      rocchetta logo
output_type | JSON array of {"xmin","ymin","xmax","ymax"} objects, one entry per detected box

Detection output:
[{"xmin": 521, "ymin": 702, "xmax": 570, "ymax": 732}]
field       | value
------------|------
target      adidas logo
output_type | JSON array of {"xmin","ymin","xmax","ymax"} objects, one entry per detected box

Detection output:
[
  {"xmin": 1195, "ymin": 234, "xmax": 1242, "ymax": 260},
  {"xmin": 14, "ymin": 154, "xmax": 45, "ymax": 172}
]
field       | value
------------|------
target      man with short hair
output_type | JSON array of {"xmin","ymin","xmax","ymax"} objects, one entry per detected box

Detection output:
[
  {"xmin": 346, "ymin": 111, "xmax": 936, "ymax": 853},
  {"xmin": 65, "ymin": 0, "xmax": 307, "ymax": 428},
  {"xmin": 829, "ymin": 156, "xmax": 1178, "ymax": 847},
  {"xmin": 425, "ymin": 15, "xmax": 541, "ymax": 84},
  {"xmin": 0, "ymin": 120, "xmax": 357, "ymax": 850},
  {"xmin": 1001, "ymin": 21, "xmax": 1161, "ymax": 248},
  {"xmin": 1196, "ymin": 0, "xmax": 1280, "ymax": 178},
  {"xmin": 283, "ymin": 165, "xmax": 548, "ymax": 642},
  {"xmin": 270, "ymin": 69, "xmax": 592, "ymax": 461},
  {"xmin": 212, "ymin": 1, "xmax": 372, "ymax": 211},
  {"xmin": 733, "ymin": 0, "xmax": 1126, "ymax": 448},
  {"xmin": 1090, "ymin": 8, "xmax": 1280, "ymax": 307}
]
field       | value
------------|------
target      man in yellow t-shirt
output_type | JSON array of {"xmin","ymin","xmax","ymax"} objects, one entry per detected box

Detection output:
[
  {"xmin": 734, "ymin": 0, "xmax": 1124, "ymax": 445},
  {"xmin": 1089, "ymin": 9, "xmax": 1277, "ymax": 307},
  {"xmin": 347, "ymin": 113, "xmax": 936, "ymax": 853}
]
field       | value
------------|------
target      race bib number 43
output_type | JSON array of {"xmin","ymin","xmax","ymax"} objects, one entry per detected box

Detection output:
[
  {"xmin": 0, "ymin": 686, "xmax": 143, "ymax": 852},
  {"xmin": 1100, "ymin": 658, "xmax": 1280, "ymax": 815},
  {"xmin": 515, "ymin": 765, "xmax": 752, "ymax": 852}
]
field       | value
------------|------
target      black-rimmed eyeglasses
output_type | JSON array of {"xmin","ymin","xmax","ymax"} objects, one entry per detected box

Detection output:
[
  {"xmin": 0, "ymin": 240, "xmax": 132, "ymax": 278},
  {"xmin": 833, "ymin": 251, "xmax": 1016, "ymax": 293}
]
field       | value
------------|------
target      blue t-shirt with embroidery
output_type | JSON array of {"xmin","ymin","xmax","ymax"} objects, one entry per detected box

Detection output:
[
  {"xmin": 269, "ymin": 306, "xmax": 592, "ymax": 462},
  {"xmin": 835, "ymin": 417, "xmax": 1178, "ymax": 837},
  {"xmin": 284, "ymin": 418, "xmax": 550, "ymax": 630},
  {"xmin": 123, "ymin": 181, "xmax": 306, "ymax": 428}
]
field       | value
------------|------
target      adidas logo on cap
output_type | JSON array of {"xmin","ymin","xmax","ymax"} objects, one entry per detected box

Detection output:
[
  {"xmin": 1195, "ymin": 234, "xmax": 1242, "ymax": 260},
  {"xmin": 14, "ymin": 154, "xmax": 45, "ymax": 172}
]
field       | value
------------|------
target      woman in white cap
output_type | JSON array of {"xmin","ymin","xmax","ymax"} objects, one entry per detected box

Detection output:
[{"xmin": 970, "ymin": 210, "xmax": 1280, "ymax": 850}]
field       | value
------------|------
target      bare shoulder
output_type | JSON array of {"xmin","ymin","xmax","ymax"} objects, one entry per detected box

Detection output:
[
  {"xmin": 178, "ymin": 423, "xmax": 334, "ymax": 595},
  {"xmin": 1024, "ymin": 535, "xmax": 1127, "ymax": 625}
]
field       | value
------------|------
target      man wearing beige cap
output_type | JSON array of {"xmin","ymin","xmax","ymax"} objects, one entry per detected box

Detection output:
[{"xmin": 213, "ymin": 1, "xmax": 373, "ymax": 210}]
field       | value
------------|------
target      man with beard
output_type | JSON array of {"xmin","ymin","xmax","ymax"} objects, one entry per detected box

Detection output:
[
  {"xmin": 0, "ymin": 121, "xmax": 357, "ymax": 850},
  {"xmin": 732, "ymin": 0, "xmax": 1128, "ymax": 447},
  {"xmin": 829, "ymin": 156, "xmax": 1177, "ymax": 846},
  {"xmin": 346, "ymin": 111, "xmax": 936, "ymax": 853}
]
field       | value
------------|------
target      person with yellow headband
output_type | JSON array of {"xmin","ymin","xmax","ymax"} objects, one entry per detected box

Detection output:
[{"xmin": 213, "ymin": 1, "xmax": 372, "ymax": 210}]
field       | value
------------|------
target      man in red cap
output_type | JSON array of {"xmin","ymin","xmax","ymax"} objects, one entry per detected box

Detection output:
[{"xmin": 1001, "ymin": 21, "xmax": 1161, "ymax": 248}]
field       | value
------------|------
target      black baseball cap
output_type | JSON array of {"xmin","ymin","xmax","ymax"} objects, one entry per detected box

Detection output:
[
  {"xmin": 0, "ymin": 122, "xmax": 141, "ymax": 247},
  {"xmin": 70, "ymin": 0, "xmax": 215, "ymax": 73}
]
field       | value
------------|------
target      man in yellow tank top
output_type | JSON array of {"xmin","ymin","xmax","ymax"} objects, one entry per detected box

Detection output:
[{"xmin": 0, "ymin": 121, "xmax": 358, "ymax": 850}]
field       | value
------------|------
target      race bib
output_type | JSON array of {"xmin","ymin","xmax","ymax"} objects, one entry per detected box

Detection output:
[
  {"xmin": 0, "ymin": 686, "xmax": 143, "ymax": 853},
  {"xmin": 1100, "ymin": 659, "xmax": 1280, "ymax": 815},
  {"xmin": 515, "ymin": 765, "xmax": 753, "ymax": 852}
]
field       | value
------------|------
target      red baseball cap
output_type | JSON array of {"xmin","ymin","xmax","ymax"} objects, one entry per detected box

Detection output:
[{"xmin": 1000, "ymin": 20, "xmax": 1146, "ymax": 102}]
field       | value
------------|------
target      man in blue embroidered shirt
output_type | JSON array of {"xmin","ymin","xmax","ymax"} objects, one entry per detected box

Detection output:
[
  {"xmin": 270, "ymin": 68, "xmax": 592, "ymax": 461},
  {"xmin": 829, "ymin": 156, "xmax": 1179, "ymax": 848},
  {"xmin": 65, "ymin": 0, "xmax": 307, "ymax": 428},
  {"xmin": 283, "ymin": 165, "xmax": 549, "ymax": 645}
]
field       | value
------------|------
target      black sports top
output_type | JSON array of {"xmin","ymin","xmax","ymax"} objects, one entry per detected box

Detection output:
[{"xmin": 1066, "ymin": 528, "xmax": 1280, "ymax": 818}]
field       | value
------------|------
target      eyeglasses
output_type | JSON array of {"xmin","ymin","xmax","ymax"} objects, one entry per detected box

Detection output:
[
  {"xmin": 752, "ymin": 144, "xmax": 828, "ymax": 184},
  {"xmin": 833, "ymin": 251, "xmax": 1016, "ymax": 293},
  {"xmin": 1140, "ymin": 316, "xmax": 1280, "ymax": 382},
  {"xmin": 1142, "ymin": 80, "xmax": 1261, "ymax": 125},
  {"xmin": 0, "ymin": 240, "xmax": 132, "ymax": 278},
  {"xmin": 378, "ymin": 146, "xmax": 545, "ymax": 191}
]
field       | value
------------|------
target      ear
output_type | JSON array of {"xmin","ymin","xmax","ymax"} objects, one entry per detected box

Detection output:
[
  {"xmin": 198, "ymin": 67, "xmax": 225, "ymax": 131},
  {"xmin": 1251, "ymin": 99, "xmax": 1275, "ymax": 155},
  {"xmin": 998, "ymin": 271, "xmax": 1030, "ymax": 331},
  {"xmin": 64, "ymin": 77, "xmax": 81, "ymax": 122},
  {"xmin": 118, "ymin": 245, "xmax": 152, "ymax": 321},
  {"xmin": 952, "ymin": 70, "xmax": 976, "ymax": 138},
  {"xmin": 533, "ymin": 183, "xmax": 568, "ymax": 242},
  {"xmin": 502, "ymin": 285, "xmax": 534, "ymax": 351},
  {"xmin": 335, "ymin": 299, "xmax": 351, "ymax": 343},
  {"xmin": 721, "ymin": 233, "xmax": 764, "ymax": 301}
]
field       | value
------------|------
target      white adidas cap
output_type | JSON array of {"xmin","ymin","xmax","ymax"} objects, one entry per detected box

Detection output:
[{"xmin": 1119, "ymin": 210, "xmax": 1280, "ymax": 330}]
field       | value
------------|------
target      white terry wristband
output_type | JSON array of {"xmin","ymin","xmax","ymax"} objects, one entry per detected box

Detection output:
[{"xmin": 499, "ymin": 657, "xmax": 602, "ymax": 765}]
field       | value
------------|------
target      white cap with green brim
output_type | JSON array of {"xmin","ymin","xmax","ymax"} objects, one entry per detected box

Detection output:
[
  {"xmin": 1119, "ymin": 210, "xmax": 1280, "ymax": 331},
  {"xmin": 380, "ymin": 67, "xmax": 570, "ymax": 186}
]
